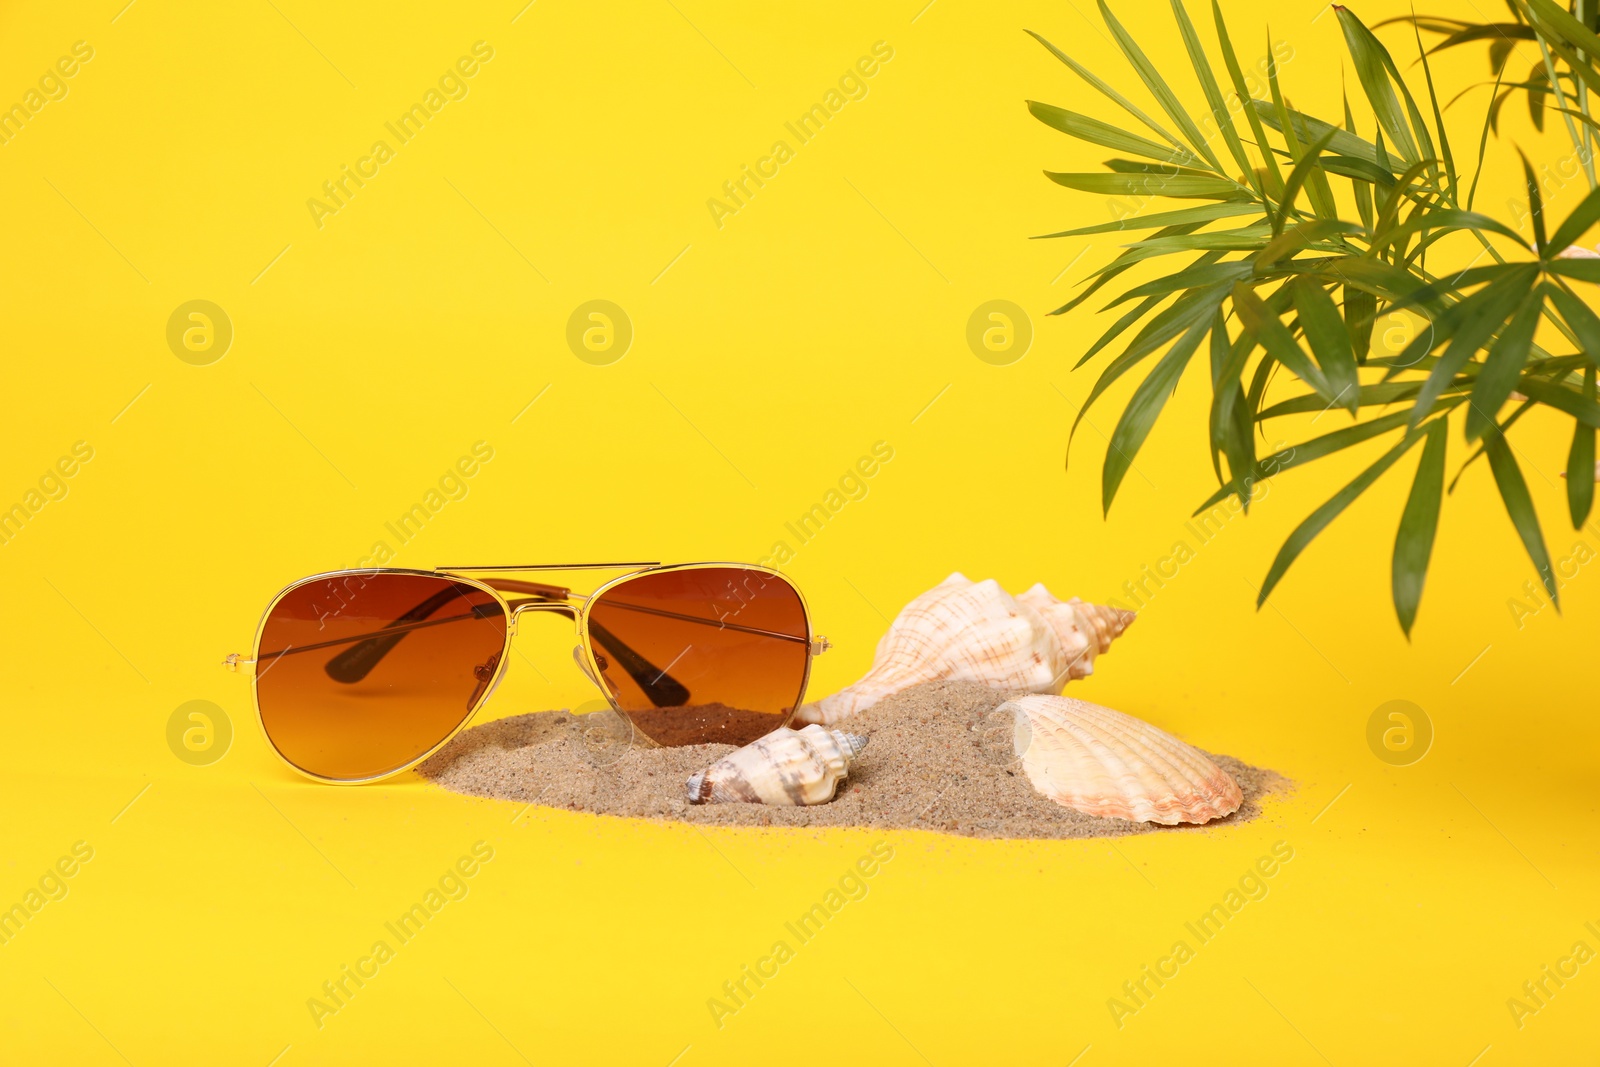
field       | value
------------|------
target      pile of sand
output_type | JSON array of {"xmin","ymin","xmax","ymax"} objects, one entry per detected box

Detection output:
[{"xmin": 418, "ymin": 681, "xmax": 1286, "ymax": 840}]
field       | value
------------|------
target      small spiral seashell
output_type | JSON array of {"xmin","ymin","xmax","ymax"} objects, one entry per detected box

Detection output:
[
  {"xmin": 795, "ymin": 573, "xmax": 1133, "ymax": 726},
  {"xmin": 999, "ymin": 695, "xmax": 1241, "ymax": 825},
  {"xmin": 686, "ymin": 725, "xmax": 867, "ymax": 806}
]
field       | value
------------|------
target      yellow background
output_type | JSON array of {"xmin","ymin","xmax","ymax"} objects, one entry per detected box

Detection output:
[{"xmin": 3, "ymin": 0, "xmax": 1597, "ymax": 1062}]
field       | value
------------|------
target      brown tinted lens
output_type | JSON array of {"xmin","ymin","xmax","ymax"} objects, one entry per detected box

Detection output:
[
  {"xmin": 585, "ymin": 567, "xmax": 809, "ymax": 746},
  {"xmin": 256, "ymin": 573, "xmax": 508, "ymax": 781}
]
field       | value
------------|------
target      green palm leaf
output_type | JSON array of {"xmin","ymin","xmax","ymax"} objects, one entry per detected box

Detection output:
[
  {"xmin": 1410, "ymin": 265, "xmax": 1540, "ymax": 426},
  {"xmin": 1569, "ymin": 367, "xmax": 1597, "ymax": 526},
  {"xmin": 1258, "ymin": 428, "xmax": 1429, "ymax": 604},
  {"xmin": 1196, "ymin": 408, "xmax": 1426, "ymax": 511},
  {"xmin": 1212, "ymin": 0, "xmax": 1284, "ymax": 194},
  {"xmin": 1485, "ymin": 429, "xmax": 1560, "ymax": 606},
  {"xmin": 1169, "ymin": 0, "xmax": 1256, "ymax": 192},
  {"xmin": 1392, "ymin": 420, "xmax": 1449, "ymax": 636},
  {"xmin": 1033, "ymin": 201, "xmax": 1261, "ymax": 239},
  {"xmin": 1544, "ymin": 185, "xmax": 1600, "ymax": 256},
  {"xmin": 1465, "ymin": 291, "xmax": 1543, "ymax": 441},
  {"xmin": 1337, "ymin": 8, "xmax": 1423, "ymax": 163},
  {"xmin": 1096, "ymin": 0, "xmax": 1224, "ymax": 171},
  {"xmin": 1102, "ymin": 317, "xmax": 1211, "ymax": 513},
  {"xmin": 1045, "ymin": 171, "xmax": 1250, "ymax": 198},
  {"xmin": 1026, "ymin": 30, "xmax": 1186, "ymax": 152},
  {"xmin": 1028, "ymin": 102, "xmax": 1203, "ymax": 165},
  {"xmin": 1252, "ymin": 102, "xmax": 1401, "ymax": 173},
  {"xmin": 1233, "ymin": 283, "xmax": 1335, "ymax": 400},
  {"xmin": 1290, "ymin": 277, "xmax": 1361, "ymax": 414}
]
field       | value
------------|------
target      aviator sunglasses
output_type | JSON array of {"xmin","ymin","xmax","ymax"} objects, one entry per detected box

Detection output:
[{"xmin": 225, "ymin": 563, "xmax": 830, "ymax": 784}]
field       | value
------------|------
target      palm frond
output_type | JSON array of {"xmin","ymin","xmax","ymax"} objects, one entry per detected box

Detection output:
[{"xmin": 1031, "ymin": 1, "xmax": 1600, "ymax": 633}]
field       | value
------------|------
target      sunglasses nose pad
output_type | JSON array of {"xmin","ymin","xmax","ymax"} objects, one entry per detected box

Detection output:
[
  {"xmin": 573, "ymin": 645, "xmax": 619, "ymax": 698},
  {"xmin": 466, "ymin": 650, "xmax": 502, "ymax": 710}
]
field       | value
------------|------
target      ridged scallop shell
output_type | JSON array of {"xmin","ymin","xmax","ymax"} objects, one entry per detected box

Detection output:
[
  {"xmin": 687, "ymin": 725, "xmax": 867, "ymax": 806},
  {"xmin": 794, "ymin": 573, "xmax": 1133, "ymax": 726},
  {"xmin": 999, "ymin": 695, "xmax": 1241, "ymax": 825}
]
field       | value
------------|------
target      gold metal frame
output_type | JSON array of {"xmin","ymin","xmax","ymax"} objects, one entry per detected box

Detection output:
[{"xmin": 227, "ymin": 562, "xmax": 823, "ymax": 786}]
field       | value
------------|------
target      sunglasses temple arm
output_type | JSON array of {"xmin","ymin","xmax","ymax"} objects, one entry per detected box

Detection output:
[
  {"xmin": 321, "ymin": 586, "xmax": 468, "ymax": 683},
  {"xmin": 253, "ymin": 607, "xmax": 504, "ymax": 667},
  {"xmin": 319, "ymin": 579, "xmax": 576, "ymax": 682},
  {"xmin": 585, "ymin": 619, "xmax": 690, "ymax": 706}
]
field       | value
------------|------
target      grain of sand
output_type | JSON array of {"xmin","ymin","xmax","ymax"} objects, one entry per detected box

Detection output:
[{"xmin": 418, "ymin": 681, "xmax": 1287, "ymax": 839}]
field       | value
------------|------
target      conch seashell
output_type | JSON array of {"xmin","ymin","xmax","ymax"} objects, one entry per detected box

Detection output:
[
  {"xmin": 687, "ymin": 724, "xmax": 867, "ymax": 806},
  {"xmin": 1016, "ymin": 582, "xmax": 1136, "ymax": 681},
  {"xmin": 998, "ymin": 695, "xmax": 1241, "ymax": 825},
  {"xmin": 795, "ymin": 573, "xmax": 1133, "ymax": 726}
]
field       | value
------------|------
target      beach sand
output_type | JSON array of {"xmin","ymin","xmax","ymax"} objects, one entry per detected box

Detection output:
[{"xmin": 419, "ymin": 681, "xmax": 1288, "ymax": 840}]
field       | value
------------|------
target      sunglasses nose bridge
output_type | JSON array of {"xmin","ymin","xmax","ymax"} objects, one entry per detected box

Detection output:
[{"xmin": 508, "ymin": 600, "xmax": 577, "ymax": 630}]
